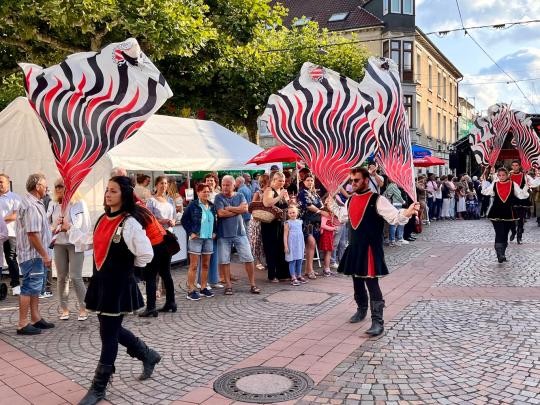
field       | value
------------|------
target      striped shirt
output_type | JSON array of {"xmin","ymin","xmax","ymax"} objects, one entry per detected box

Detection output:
[{"xmin": 16, "ymin": 193, "xmax": 52, "ymax": 263}]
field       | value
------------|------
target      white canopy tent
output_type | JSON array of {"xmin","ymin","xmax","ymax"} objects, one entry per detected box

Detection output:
[{"xmin": 0, "ymin": 97, "xmax": 274, "ymax": 220}]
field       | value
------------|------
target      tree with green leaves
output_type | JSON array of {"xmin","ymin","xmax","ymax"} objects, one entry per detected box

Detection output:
[
  {"xmin": 167, "ymin": 21, "xmax": 369, "ymax": 143},
  {"xmin": 0, "ymin": 0, "xmax": 283, "ymax": 110},
  {"xmin": 0, "ymin": 2, "xmax": 369, "ymax": 145}
]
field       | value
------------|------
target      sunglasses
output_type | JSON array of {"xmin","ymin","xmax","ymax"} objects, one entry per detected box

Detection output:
[{"xmin": 352, "ymin": 178, "xmax": 363, "ymax": 183}]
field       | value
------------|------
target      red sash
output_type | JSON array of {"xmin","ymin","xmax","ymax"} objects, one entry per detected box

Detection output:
[
  {"xmin": 94, "ymin": 214, "xmax": 125, "ymax": 270},
  {"xmin": 348, "ymin": 192, "xmax": 373, "ymax": 230},
  {"xmin": 496, "ymin": 181, "xmax": 512, "ymax": 203}
]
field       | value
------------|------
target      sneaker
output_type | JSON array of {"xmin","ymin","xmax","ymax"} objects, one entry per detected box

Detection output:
[
  {"xmin": 297, "ymin": 276, "xmax": 308, "ymax": 284},
  {"xmin": 389, "ymin": 241, "xmax": 396, "ymax": 247},
  {"xmin": 186, "ymin": 291, "xmax": 201, "ymax": 301},
  {"xmin": 12, "ymin": 285, "xmax": 20, "ymax": 296},
  {"xmin": 195, "ymin": 283, "xmax": 201, "ymax": 289},
  {"xmin": 330, "ymin": 263, "xmax": 339, "ymax": 269},
  {"xmin": 291, "ymin": 279, "xmax": 300, "ymax": 286},
  {"xmin": 205, "ymin": 285, "xmax": 212, "ymax": 291},
  {"xmin": 39, "ymin": 291, "xmax": 53, "ymax": 299},
  {"xmin": 323, "ymin": 269, "xmax": 332, "ymax": 277},
  {"xmin": 200, "ymin": 288, "xmax": 215, "ymax": 298},
  {"xmin": 212, "ymin": 283, "xmax": 225, "ymax": 289},
  {"xmin": 398, "ymin": 239, "xmax": 409, "ymax": 245}
]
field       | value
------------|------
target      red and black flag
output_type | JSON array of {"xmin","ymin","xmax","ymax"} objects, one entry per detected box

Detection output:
[{"xmin": 20, "ymin": 38, "xmax": 172, "ymax": 213}]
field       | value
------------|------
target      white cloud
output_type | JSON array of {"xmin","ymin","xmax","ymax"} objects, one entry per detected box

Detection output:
[{"xmin": 416, "ymin": 1, "xmax": 540, "ymax": 113}]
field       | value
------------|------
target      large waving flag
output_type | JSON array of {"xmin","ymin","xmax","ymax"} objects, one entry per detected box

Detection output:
[
  {"xmin": 20, "ymin": 38, "xmax": 172, "ymax": 212},
  {"xmin": 361, "ymin": 58, "xmax": 415, "ymax": 200},
  {"xmin": 510, "ymin": 111, "xmax": 540, "ymax": 170},
  {"xmin": 262, "ymin": 57, "xmax": 415, "ymax": 200},
  {"xmin": 469, "ymin": 103, "xmax": 540, "ymax": 170},
  {"xmin": 263, "ymin": 63, "xmax": 376, "ymax": 193}
]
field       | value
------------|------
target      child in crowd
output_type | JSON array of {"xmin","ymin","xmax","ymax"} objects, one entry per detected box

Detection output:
[
  {"xmin": 465, "ymin": 190, "xmax": 480, "ymax": 220},
  {"xmin": 319, "ymin": 207, "xmax": 337, "ymax": 277},
  {"xmin": 283, "ymin": 205, "xmax": 307, "ymax": 286}
]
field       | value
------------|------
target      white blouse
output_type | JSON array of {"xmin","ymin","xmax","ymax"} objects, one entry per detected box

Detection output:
[
  {"xmin": 121, "ymin": 216, "xmax": 154, "ymax": 267},
  {"xmin": 47, "ymin": 200, "xmax": 92, "ymax": 252},
  {"xmin": 147, "ymin": 197, "xmax": 175, "ymax": 230},
  {"xmin": 481, "ymin": 181, "xmax": 529, "ymax": 199},
  {"xmin": 330, "ymin": 194, "xmax": 410, "ymax": 226}
]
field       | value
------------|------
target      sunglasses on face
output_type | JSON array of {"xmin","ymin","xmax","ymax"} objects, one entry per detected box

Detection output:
[{"xmin": 352, "ymin": 178, "xmax": 363, "ymax": 183}]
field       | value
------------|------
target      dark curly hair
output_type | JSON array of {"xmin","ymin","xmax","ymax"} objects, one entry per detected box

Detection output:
[{"xmin": 106, "ymin": 176, "xmax": 153, "ymax": 228}]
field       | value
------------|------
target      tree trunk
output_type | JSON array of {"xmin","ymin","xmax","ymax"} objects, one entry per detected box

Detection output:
[{"xmin": 245, "ymin": 119, "xmax": 259, "ymax": 145}]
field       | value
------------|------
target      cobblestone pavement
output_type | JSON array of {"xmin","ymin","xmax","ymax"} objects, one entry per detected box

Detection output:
[
  {"xmin": 435, "ymin": 246, "xmax": 540, "ymax": 287},
  {"xmin": 0, "ymin": 275, "xmax": 347, "ymax": 405},
  {"xmin": 299, "ymin": 299, "xmax": 540, "ymax": 404},
  {"xmin": 415, "ymin": 217, "xmax": 539, "ymax": 245},
  {"xmin": 1, "ymin": 218, "xmax": 539, "ymax": 404}
]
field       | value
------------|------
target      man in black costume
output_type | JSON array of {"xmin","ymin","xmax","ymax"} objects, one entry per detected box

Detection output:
[{"xmin": 330, "ymin": 168, "xmax": 419, "ymax": 336}]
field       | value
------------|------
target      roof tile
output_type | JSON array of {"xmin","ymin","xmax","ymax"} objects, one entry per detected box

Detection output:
[{"xmin": 275, "ymin": 0, "xmax": 384, "ymax": 31}]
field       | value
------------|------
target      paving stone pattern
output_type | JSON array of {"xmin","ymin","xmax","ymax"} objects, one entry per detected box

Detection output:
[
  {"xmin": 416, "ymin": 218, "xmax": 539, "ymax": 245},
  {"xmin": 0, "ymin": 279, "xmax": 346, "ymax": 405},
  {"xmin": 436, "ymin": 246, "xmax": 540, "ymax": 287},
  {"xmin": 299, "ymin": 299, "xmax": 540, "ymax": 404}
]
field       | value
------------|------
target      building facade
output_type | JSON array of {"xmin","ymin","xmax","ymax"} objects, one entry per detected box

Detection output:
[{"xmin": 265, "ymin": 0, "xmax": 463, "ymax": 175}]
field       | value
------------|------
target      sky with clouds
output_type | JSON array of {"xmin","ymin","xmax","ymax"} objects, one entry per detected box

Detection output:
[{"xmin": 416, "ymin": 0, "xmax": 540, "ymax": 115}]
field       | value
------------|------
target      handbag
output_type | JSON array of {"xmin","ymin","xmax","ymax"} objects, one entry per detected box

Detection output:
[
  {"xmin": 163, "ymin": 229, "xmax": 181, "ymax": 256},
  {"xmin": 248, "ymin": 201, "xmax": 283, "ymax": 223}
]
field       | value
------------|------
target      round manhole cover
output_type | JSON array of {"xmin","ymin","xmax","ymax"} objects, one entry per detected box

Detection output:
[{"xmin": 213, "ymin": 366, "xmax": 314, "ymax": 403}]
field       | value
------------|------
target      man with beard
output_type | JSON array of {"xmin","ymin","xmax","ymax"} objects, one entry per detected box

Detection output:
[{"xmin": 329, "ymin": 168, "xmax": 419, "ymax": 336}]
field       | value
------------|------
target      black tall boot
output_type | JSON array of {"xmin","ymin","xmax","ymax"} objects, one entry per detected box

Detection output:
[
  {"xmin": 78, "ymin": 363, "xmax": 114, "ymax": 405},
  {"xmin": 126, "ymin": 338, "xmax": 161, "ymax": 380},
  {"xmin": 502, "ymin": 243, "xmax": 508, "ymax": 262},
  {"xmin": 350, "ymin": 294, "xmax": 368, "ymax": 323},
  {"xmin": 494, "ymin": 243, "xmax": 506, "ymax": 263},
  {"xmin": 365, "ymin": 300, "xmax": 385, "ymax": 336}
]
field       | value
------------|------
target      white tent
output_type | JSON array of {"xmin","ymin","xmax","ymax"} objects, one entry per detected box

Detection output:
[{"xmin": 0, "ymin": 97, "xmax": 273, "ymax": 219}]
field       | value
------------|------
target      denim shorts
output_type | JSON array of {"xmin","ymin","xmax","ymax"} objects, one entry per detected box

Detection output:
[
  {"xmin": 188, "ymin": 238, "xmax": 214, "ymax": 255},
  {"xmin": 20, "ymin": 258, "xmax": 45, "ymax": 296},
  {"xmin": 218, "ymin": 236, "xmax": 254, "ymax": 264}
]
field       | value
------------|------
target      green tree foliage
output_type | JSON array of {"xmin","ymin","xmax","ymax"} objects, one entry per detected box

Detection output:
[
  {"xmin": 0, "ymin": 73, "xmax": 25, "ymax": 111},
  {"xmin": 167, "ymin": 22, "xmax": 369, "ymax": 143},
  {"xmin": 0, "ymin": 1, "xmax": 369, "ymax": 144}
]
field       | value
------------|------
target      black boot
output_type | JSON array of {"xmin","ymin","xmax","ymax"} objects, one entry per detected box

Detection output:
[
  {"xmin": 78, "ymin": 363, "xmax": 114, "ymax": 405},
  {"xmin": 502, "ymin": 243, "xmax": 508, "ymax": 262},
  {"xmin": 158, "ymin": 302, "xmax": 177, "ymax": 312},
  {"xmin": 509, "ymin": 229, "xmax": 516, "ymax": 242},
  {"xmin": 350, "ymin": 293, "xmax": 368, "ymax": 323},
  {"xmin": 127, "ymin": 338, "xmax": 161, "ymax": 380},
  {"xmin": 349, "ymin": 306, "xmax": 368, "ymax": 323},
  {"xmin": 516, "ymin": 231, "xmax": 523, "ymax": 245},
  {"xmin": 138, "ymin": 308, "xmax": 158, "ymax": 318},
  {"xmin": 365, "ymin": 300, "xmax": 385, "ymax": 336},
  {"xmin": 495, "ymin": 243, "xmax": 505, "ymax": 263}
]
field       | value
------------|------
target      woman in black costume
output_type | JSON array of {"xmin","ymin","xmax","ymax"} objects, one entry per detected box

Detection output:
[{"xmin": 79, "ymin": 176, "xmax": 161, "ymax": 405}]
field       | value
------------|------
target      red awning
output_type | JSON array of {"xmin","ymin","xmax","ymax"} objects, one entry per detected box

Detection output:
[
  {"xmin": 246, "ymin": 145, "xmax": 300, "ymax": 165},
  {"xmin": 413, "ymin": 156, "xmax": 446, "ymax": 167}
]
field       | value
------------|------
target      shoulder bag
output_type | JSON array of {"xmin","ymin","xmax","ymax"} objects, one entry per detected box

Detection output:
[{"xmin": 248, "ymin": 201, "xmax": 283, "ymax": 223}]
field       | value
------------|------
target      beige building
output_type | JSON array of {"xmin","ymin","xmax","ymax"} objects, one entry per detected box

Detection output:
[{"xmin": 267, "ymin": 0, "xmax": 463, "ymax": 174}]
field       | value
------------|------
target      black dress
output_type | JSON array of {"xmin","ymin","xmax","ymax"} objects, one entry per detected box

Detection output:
[
  {"xmin": 260, "ymin": 189, "xmax": 289, "ymax": 280},
  {"xmin": 85, "ymin": 213, "xmax": 144, "ymax": 314},
  {"xmin": 338, "ymin": 191, "xmax": 389, "ymax": 278}
]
